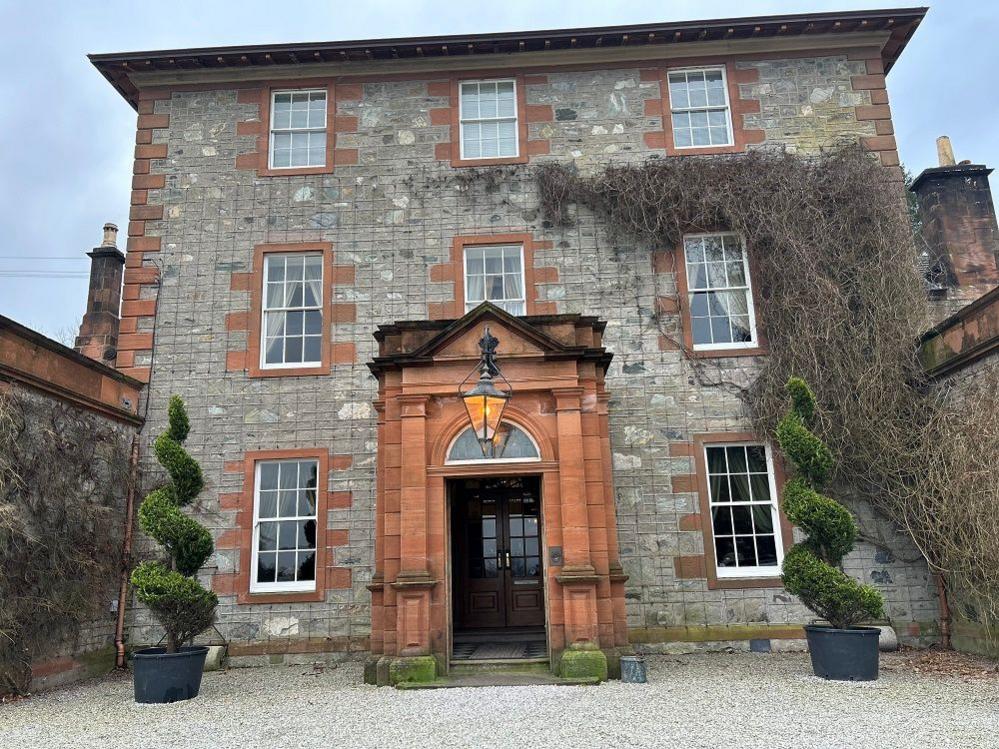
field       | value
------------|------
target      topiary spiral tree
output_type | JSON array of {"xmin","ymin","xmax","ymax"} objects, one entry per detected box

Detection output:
[
  {"xmin": 777, "ymin": 377, "xmax": 884, "ymax": 629},
  {"xmin": 130, "ymin": 396, "xmax": 218, "ymax": 652}
]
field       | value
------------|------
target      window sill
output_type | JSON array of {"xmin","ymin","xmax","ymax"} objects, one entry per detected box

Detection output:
[
  {"xmin": 238, "ymin": 588, "xmax": 323, "ymax": 605},
  {"xmin": 689, "ymin": 344, "xmax": 767, "ymax": 359},
  {"xmin": 451, "ymin": 153, "xmax": 529, "ymax": 168},
  {"xmin": 709, "ymin": 575, "xmax": 785, "ymax": 591},
  {"xmin": 248, "ymin": 364, "xmax": 330, "ymax": 378}
]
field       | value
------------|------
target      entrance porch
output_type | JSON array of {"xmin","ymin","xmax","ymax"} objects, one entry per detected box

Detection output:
[{"xmin": 364, "ymin": 304, "xmax": 628, "ymax": 685}]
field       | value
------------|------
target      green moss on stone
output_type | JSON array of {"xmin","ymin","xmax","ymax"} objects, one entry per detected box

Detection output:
[
  {"xmin": 559, "ymin": 647, "xmax": 608, "ymax": 683},
  {"xmin": 389, "ymin": 655, "xmax": 437, "ymax": 685}
]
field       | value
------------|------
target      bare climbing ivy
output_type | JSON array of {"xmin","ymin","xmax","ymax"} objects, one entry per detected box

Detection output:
[
  {"xmin": 536, "ymin": 145, "xmax": 999, "ymax": 631},
  {"xmin": 0, "ymin": 389, "xmax": 131, "ymax": 695}
]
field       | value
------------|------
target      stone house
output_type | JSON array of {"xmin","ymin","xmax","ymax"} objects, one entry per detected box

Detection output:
[{"xmin": 81, "ymin": 7, "xmax": 968, "ymax": 681}]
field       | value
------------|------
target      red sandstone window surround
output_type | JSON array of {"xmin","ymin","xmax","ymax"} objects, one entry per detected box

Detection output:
[
  {"xmin": 450, "ymin": 75, "xmax": 528, "ymax": 167},
  {"xmin": 645, "ymin": 60, "xmax": 764, "ymax": 156},
  {"xmin": 237, "ymin": 81, "xmax": 360, "ymax": 177},
  {"xmin": 670, "ymin": 232, "xmax": 767, "ymax": 358},
  {"xmin": 692, "ymin": 433, "xmax": 794, "ymax": 590},
  {"xmin": 235, "ymin": 449, "xmax": 330, "ymax": 604},
  {"xmin": 428, "ymin": 233, "xmax": 558, "ymax": 320},
  {"xmin": 246, "ymin": 243, "xmax": 333, "ymax": 377}
]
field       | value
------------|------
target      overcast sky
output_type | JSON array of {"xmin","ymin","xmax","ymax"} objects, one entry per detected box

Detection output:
[{"xmin": 1, "ymin": 1, "xmax": 995, "ymax": 339}]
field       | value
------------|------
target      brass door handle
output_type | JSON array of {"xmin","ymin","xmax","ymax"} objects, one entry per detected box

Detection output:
[{"xmin": 504, "ymin": 550, "xmax": 511, "ymax": 570}]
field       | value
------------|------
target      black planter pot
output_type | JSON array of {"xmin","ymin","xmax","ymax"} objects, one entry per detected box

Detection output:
[
  {"xmin": 804, "ymin": 624, "xmax": 880, "ymax": 681},
  {"xmin": 132, "ymin": 646, "xmax": 209, "ymax": 703}
]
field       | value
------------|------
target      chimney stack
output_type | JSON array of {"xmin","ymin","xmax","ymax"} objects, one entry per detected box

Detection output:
[
  {"xmin": 910, "ymin": 137, "xmax": 999, "ymax": 309},
  {"xmin": 74, "ymin": 223, "xmax": 125, "ymax": 364}
]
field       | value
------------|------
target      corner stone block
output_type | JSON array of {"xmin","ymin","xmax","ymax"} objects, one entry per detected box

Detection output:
[
  {"xmin": 558, "ymin": 643, "xmax": 608, "ymax": 683},
  {"xmin": 388, "ymin": 655, "xmax": 437, "ymax": 686}
]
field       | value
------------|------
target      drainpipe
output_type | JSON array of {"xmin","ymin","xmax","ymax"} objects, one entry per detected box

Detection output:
[
  {"xmin": 935, "ymin": 573, "xmax": 952, "ymax": 650},
  {"xmin": 115, "ymin": 435, "xmax": 141, "ymax": 669}
]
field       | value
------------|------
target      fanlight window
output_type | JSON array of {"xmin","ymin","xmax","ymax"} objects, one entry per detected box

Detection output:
[{"xmin": 447, "ymin": 423, "xmax": 540, "ymax": 463}]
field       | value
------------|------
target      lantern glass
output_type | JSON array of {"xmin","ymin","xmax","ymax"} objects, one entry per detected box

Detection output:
[{"xmin": 462, "ymin": 389, "xmax": 509, "ymax": 448}]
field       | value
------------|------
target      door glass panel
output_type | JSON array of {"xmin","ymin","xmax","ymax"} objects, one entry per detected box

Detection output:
[
  {"xmin": 467, "ymin": 496, "xmax": 499, "ymax": 579},
  {"xmin": 507, "ymin": 489, "xmax": 541, "ymax": 580}
]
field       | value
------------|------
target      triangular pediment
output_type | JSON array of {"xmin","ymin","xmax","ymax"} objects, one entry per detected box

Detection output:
[{"xmin": 411, "ymin": 303, "xmax": 568, "ymax": 361}]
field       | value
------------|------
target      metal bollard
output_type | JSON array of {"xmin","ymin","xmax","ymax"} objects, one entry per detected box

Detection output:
[{"xmin": 620, "ymin": 655, "xmax": 647, "ymax": 683}]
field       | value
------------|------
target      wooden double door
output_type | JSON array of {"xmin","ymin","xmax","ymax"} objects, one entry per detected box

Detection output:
[{"xmin": 451, "ymin": 477, "xmax": 545, "ymax": 630}]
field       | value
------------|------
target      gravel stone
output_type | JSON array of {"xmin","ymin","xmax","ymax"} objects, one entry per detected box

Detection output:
[{"xmin": 2, "ymin": 653, "xmax": 995, "ymax": 748}]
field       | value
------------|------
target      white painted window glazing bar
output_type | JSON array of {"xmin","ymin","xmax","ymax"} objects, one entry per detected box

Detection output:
[
  {"xmin": 260, "ymin": 253, "xmax": 324, "ymax": 369},
  {"xmin": 463, "ymin": 244, "xmax": 526, "ymax": 315},
  {"xmin": 250, "ymin": 459, "xmax": 320, "ymax": 593},
  {"xmin": 459, "ymin": 80, "xmax": 519, "ymax": 160},
  {"xmin": 704, "ymin": 443, "xmax": 784, "ymax": 578},
  {"xmin": 684, "ymin": 233, "xmax": 757, "ymax": 350},
  {"xmin": 667, "ymin": 66, "xmax": 734, "ymax": 149},
  {"xmin": 269, "ymin": 89, "xmax": 327, "ymax": 169}
]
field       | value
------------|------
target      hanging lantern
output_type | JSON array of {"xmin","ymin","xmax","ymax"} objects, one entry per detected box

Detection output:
[{"xmin": 459, "ymin": 326, "xmax": 512, "ymax": 457}]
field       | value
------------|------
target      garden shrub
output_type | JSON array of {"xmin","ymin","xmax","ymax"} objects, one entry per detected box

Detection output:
[
  {"xmin": 777, "ymin": 378, "xmax": 883, "ymax": 629},
  {"xmin": 131, "ymin": 396, "xmax": 217, "ymax": 652}
]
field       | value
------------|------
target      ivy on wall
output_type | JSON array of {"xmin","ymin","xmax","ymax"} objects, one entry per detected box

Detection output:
[
  {"xmin": 0, "ymin": 389, "xmax": 131, "ymax": 695},
  {"xmin": 535, "ymin": 145, "xmax": 999, "ymax": 632}
]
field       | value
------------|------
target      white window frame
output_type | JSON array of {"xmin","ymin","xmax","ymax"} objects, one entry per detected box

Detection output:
[
  {"xmin": 463, "ymin": 244, "xmax": 526, "ymax": 315},
  {"xmin": 683, "ymin": 232, "xmax": 758, "ymax": 352},
  {"xmin": 260, "ymin": 252, "xmax": 325, "ymax": 370},
  {"xmin": 268, "ymin": 88, "xmax": 328, "ymax": 170},
  {"xmin": 249, "ymin": 459, "xmax": 319, "ymax": 594},
  {"xmin": 666, "ymin": 65, "xmax": 735, "ymax": 150},
  {"xmin": 704, "ymin": 442, "xmax": 785, "ymax": 579},
  {"xmin": 445, "ymin": 422, "xmax": 542, "ymax": 465},
  {"xmin": 458, "ymin": 79, "xmax": 520, "ymax": 160}
]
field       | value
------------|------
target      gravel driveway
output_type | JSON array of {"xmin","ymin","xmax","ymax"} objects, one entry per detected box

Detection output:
[{"xmin": 2, "ymin": 652, "xmax": 995, "ymax": 748}]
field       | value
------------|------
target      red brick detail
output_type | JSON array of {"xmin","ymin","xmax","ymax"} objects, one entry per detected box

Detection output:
[
  {"xmin": 640, "ymin": 69, "xmax": 660, "ymax": 82},
  {"xmin": 427, "ymin": 233, "xmax": 558, "ymax": 319},
  {"xmin": 334, "ymin": 115, "xmax": 358, "ymax": 133},
  {"xmin": 223, "ymin": 460, "xmax": 244, "ymax": 474},
  {"xmin": 331, "ymin": 265, "xmax": 356, "ymax": 285},
  {"xmin": 427, "ymin": 80, "xmax": 451, "ymax": 97},
  {"xmin": 337, "ymin": 83, "xmax": 363, "ymax": 101},
  {"xmin": 674, "ymin": 555, "xmax": 707, "ymax": 580},
  {"xmin": 225, "ymin": 311, "xmax": 250, "ymax": 332},
  {"xmin": 116, "ymin": 95, "xmax": 171, "ymax": 376},
  {"xmin": 328, "ymin": 529, "xmax": 350, "ymax": 546},
  {"xmin": 327, "ymin": 568, "xmax": 352, "ymax": 589},
  {"xmin": 230, "ymin": 272, "xmax": 253, "ymax": 292},
  {"xmin": 331, "ymin": 455, "xmax": 353, "ymax": 471},
  {"xmin": 658, "ymin": 334, "xmax": 680, "ymax": 351},
  {"xmin": 331, "ymin": 342, "xmax": 356, "ymax": 365},
  {"xmin": 219, "ymin": 493, "xmax": 242, "ymax": 510},
  {"xmin": 678, "ymin": 513, "xmax": 702, "ymax": 531},
  {"xmin": 524, "ymin": 104, "xmax": 554, "ymax": 122},
  {"xmin": 429, "ymin": 108, "xmax": 450, "ymax": 126},
  {"xmin": 851, "ymin": 64, "xmax": 900, "ymax": 172},
  {"xmin": 216, "ymin": 528, "xmax": 241, "ymax": 550},
  {"xmin": 649, "ymin": 62, "xmax": 765, "ymax": 156},
  {"xmin": 655, "ymin": 296, "xmax": 680, "ymax": 315},
  {"xmin": 671, "ymin": 474, "xmax": 697, "ymax": 493},
  {"xmin": 330, "ymin": 491, "xmax": 353, "ymax": 509},
  {"xmin": 523, "ymin": 74, "xmax": 548, "ymax": 85},
  {"xmin": 225, "ymin": 351, "xmax": 247, "ymax": 372},
  {"xmin": 669, "ymin": 442, "xmax": 695, "ymax": 457},
  {"xmin": 331, "ymin": 303, "xmax": 357, "ymax": 323}
]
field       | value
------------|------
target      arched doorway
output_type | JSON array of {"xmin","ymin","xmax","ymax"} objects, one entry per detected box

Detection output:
[{"xmin": 366, "ymin": 303, "xmax": 628, "ymax": 683}]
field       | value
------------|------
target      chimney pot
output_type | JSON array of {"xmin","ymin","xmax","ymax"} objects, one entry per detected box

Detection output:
[
  {"xmin": 936, "ymin": 135, "xmax": 956, "ymax": 167},
  {"xmin": 102, "ymin": 222, "xmax": 119, "ymax": 248}
]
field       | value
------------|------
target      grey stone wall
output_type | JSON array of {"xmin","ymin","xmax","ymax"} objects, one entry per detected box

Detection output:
[{"xmin": 128, "ymin": 53, "xmax": 936, "ymax": 655}]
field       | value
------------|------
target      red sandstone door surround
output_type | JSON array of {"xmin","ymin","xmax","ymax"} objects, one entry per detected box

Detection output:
[{"xmin": 366, "ymin": 303, "xmax": 628, "ymax": 672}]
